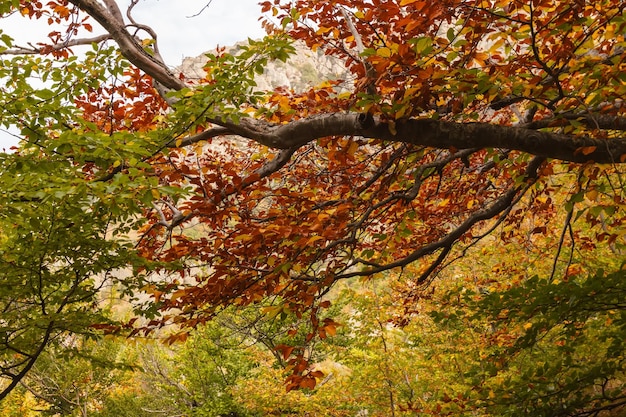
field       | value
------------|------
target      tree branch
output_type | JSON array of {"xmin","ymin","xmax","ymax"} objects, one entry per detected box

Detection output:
[
  {"xmin": 168, "ymin": 127, "xmax": 233, "ymax": 148},
  {"xmin": 0, "ymin": 35, "xmax": 111, "ymax": 55},
  {"xmin": 67, "ymin": 0, "xmax": 184, "ymax": 91},
  {"xmin": 0, "ymin": 322, "xmax": 56, "ymax": 401},
  {"xmin": 206, "ymin": 113, "xmax": 626, "ymax": 164},
  {"xmin": 522, "ymin": 113, "xmax": 626, "ymax": 131},
  {"xmin": 334, "ymin": 156, "xmax": 545, "ymax": 282}
]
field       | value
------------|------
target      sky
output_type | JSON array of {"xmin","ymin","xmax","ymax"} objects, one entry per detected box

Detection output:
[{"xmin": 0, "ymin": 0, "xmax": 268, "ymax": 150}]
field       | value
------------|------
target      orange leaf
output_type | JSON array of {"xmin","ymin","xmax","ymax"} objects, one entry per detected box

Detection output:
[
  {"xmin": 275, "ymin": 344, "xmax": 295, "ymax": 360},
  {"xmin": 300, "ymin": 376, "xmax": 317, "ymax": 390},
  {"xmin": 579, "ymin": 146, "xmax": 597, "ymax": 155},
  {"xmin": 309, "ymin": 370, "xmax": 324, "ymax": 378}
]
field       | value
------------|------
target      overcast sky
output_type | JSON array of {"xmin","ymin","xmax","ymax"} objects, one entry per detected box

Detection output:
[
  {"xmin": 0, "ymin": 0, "xmax": 268, "ymax": 150},
  {"xmin": 127, "ymin": 0, "xmax": 268, "ymax": 65}
]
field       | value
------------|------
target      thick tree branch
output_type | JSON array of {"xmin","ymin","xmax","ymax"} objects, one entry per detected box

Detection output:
[
  {"xmin": 67, "ymin": 0, "xmax": 184, "ymax": 91},
  {"xmin": 206, "ymin": 113, "xmax": 626, "ymax": 164},
  {"xmin": 249, "ymin": 147, "xmax": 299, "ymax": 182},
  {"xmin": 522, "ymin": 113, "xmax": 626, "ymax": 131},
  {"xmin": 168, "ymin": 127, "xmax": 233, "ymax": 148}
]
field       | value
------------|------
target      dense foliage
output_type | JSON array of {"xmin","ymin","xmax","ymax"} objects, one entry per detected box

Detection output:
[{"xmin": 0, "ymin": 0, "xmax": 625, "ymax": 415}]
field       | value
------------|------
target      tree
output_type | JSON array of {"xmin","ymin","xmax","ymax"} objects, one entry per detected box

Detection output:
[
  {"xmin": 97, "ymin": 322, "xmax": 257, "ymax": 417},
  {"xmin": 3, "ymin": 336, "xmax": 136, "ymax": 417},
  {"xmin": 0, "ymin": 0, "xmax": 624, "ymax": 394}
]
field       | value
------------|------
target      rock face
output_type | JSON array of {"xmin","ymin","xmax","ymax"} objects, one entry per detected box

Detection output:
[{"xmin": 178, "ymin": 41, "xmax": 351, "ymax": 93}]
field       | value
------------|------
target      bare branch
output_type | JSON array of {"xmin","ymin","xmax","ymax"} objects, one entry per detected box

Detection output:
[
  {"xmin": 152, "ymin": 201, "xmax": 186, "ymax": 230},
  {"xmin": 187, "ymin": 0, "xmax": 214, "ymax": 18},
  {"xmin": 0, "ymin": 34, "xmax": 111, "ymax": 55},
  {"xmin": 249, "ymin": 147, "xmax": 298, "ymax": 182},
  {"xmin": 0, "ymin": 322, "xmax": 56, "ymax": 401},
  {"xmin": 339, "ymin": 7, "xmax": 376, "ymax": 93},
  {"xmin": 68, "ymin": 0, "xmax": 184, "ymax": 91}
]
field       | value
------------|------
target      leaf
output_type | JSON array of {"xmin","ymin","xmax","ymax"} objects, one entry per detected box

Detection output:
[
  {"xmin": 275, "ymin": 344, "xmax": 295, "ymax": 360},
  {"xmin": 412, "ymin": 36, "xmax": 433, "ymax": 54},
  {"xmin": 34, "ymin": 89, "xmax": 55, "ymax": 100},
  {"xmin": 299, "ymin": 376, "xmax": 316, "ymax": 390},
  {"xmin": 578, "ymin": 146, "xmax": 597, "ymax": 155},
  {"xmin": 585, "ymin": 189, "xmax": 598, "ymax": 201},
  {"xmin": 377, "ymin": 47, "xmax": 392, "ymax": 57}
]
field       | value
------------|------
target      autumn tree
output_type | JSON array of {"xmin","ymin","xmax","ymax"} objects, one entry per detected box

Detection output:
[{"xmin": 0, "ymin": 0, "xmax": 625, "ymax": 396}]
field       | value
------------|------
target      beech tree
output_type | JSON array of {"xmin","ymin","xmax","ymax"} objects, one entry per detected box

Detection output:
[{"xmin": 0, "ymin": 0, "xmax": 625, "ymax": 395}]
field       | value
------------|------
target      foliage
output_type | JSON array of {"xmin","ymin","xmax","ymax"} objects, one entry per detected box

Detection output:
[
  {"xmin": 4, "ymin": 337, "xmax": 136, "ymax": 417},
  {"xmin": 447, "ymin": 268, "xmax": 626, "ymax": 417},
  {"xmin": 97, "ymin": 322, "xmax": 257, "ymax": 417},
  {"xmin": 0, "ymin": 145, "xmax": 149, "ymax": 398},
  {"xmin": 0, "ymin": 0, "xmax": 624, "ymax": 407}
]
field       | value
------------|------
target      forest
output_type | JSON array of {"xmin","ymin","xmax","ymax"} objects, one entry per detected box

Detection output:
[{"xmin": 0, "ymin": 0, "xmax": 625, "ymax": 415}]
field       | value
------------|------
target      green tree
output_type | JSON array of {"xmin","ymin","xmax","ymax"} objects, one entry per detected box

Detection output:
[
  {"xmin": 97, "ymin": 321, "xmax": 257, "ymax": 417},
  {"xmin": 7, "ymin": 337, "xmax": 136, "ymax": 417}
]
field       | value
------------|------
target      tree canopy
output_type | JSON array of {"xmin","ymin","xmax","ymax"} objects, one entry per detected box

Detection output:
[{"xmin": 0, "ymin": 0, "xmax": 625, "ymax": 405}]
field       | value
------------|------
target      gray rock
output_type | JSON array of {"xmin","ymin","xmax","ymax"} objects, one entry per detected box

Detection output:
[{"xmin": 177, "ymin": 41, "xmax": 351, "ymax": 93}]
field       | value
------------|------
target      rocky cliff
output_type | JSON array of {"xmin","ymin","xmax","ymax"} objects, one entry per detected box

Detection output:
[{"xmin": 178, "ymin": 41, "xmax": 350, "ymax": 93}]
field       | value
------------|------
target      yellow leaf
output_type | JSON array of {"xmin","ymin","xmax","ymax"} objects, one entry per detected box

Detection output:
[
  {"xmin": 234, "ymin": 234, "xmax": 253, "ymax": 242},
  {"xmin": 306, "ymin": 235, "xmax": 325, "ymax": 246},
  {"xmin": 523, "ymin": 322, "xmax": 533, "ymax": 330},
  {"xmin": 278, "ymin": 96, "xmax": 291, "ymax": 112},
  {"xmin": 169, "ymin": 289, "xmax": 188, "ymax": 301},
  {"xmin": 262, "ymin": 305, "xmax": 283, "ymax": 318},
  {"xmin": 395, "ymin": 104, "xmax": 409, "ymax": 119},
  {"xmin": 377, "ymin": 47, "xmax": 392, "ymax": 58},
  {"xmin": 346, "ymin": 140, "xmax": 359, "ymax": 157},
  {"xmin": 316, "ymin": 26, "xmax": 332, "ymax": 35},
  {"xmin": 585, "ymin": 189, "xmax": 598, "ymax": 202}
]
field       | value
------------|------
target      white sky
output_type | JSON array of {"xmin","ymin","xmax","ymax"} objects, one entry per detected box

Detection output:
[
  {"xmin": 0, "ymin": 0, "xmax": 268, "ymax": 150},
  {"xmin": 127, "ymin": 0, "xmax": 267, "ymax": 65}
]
